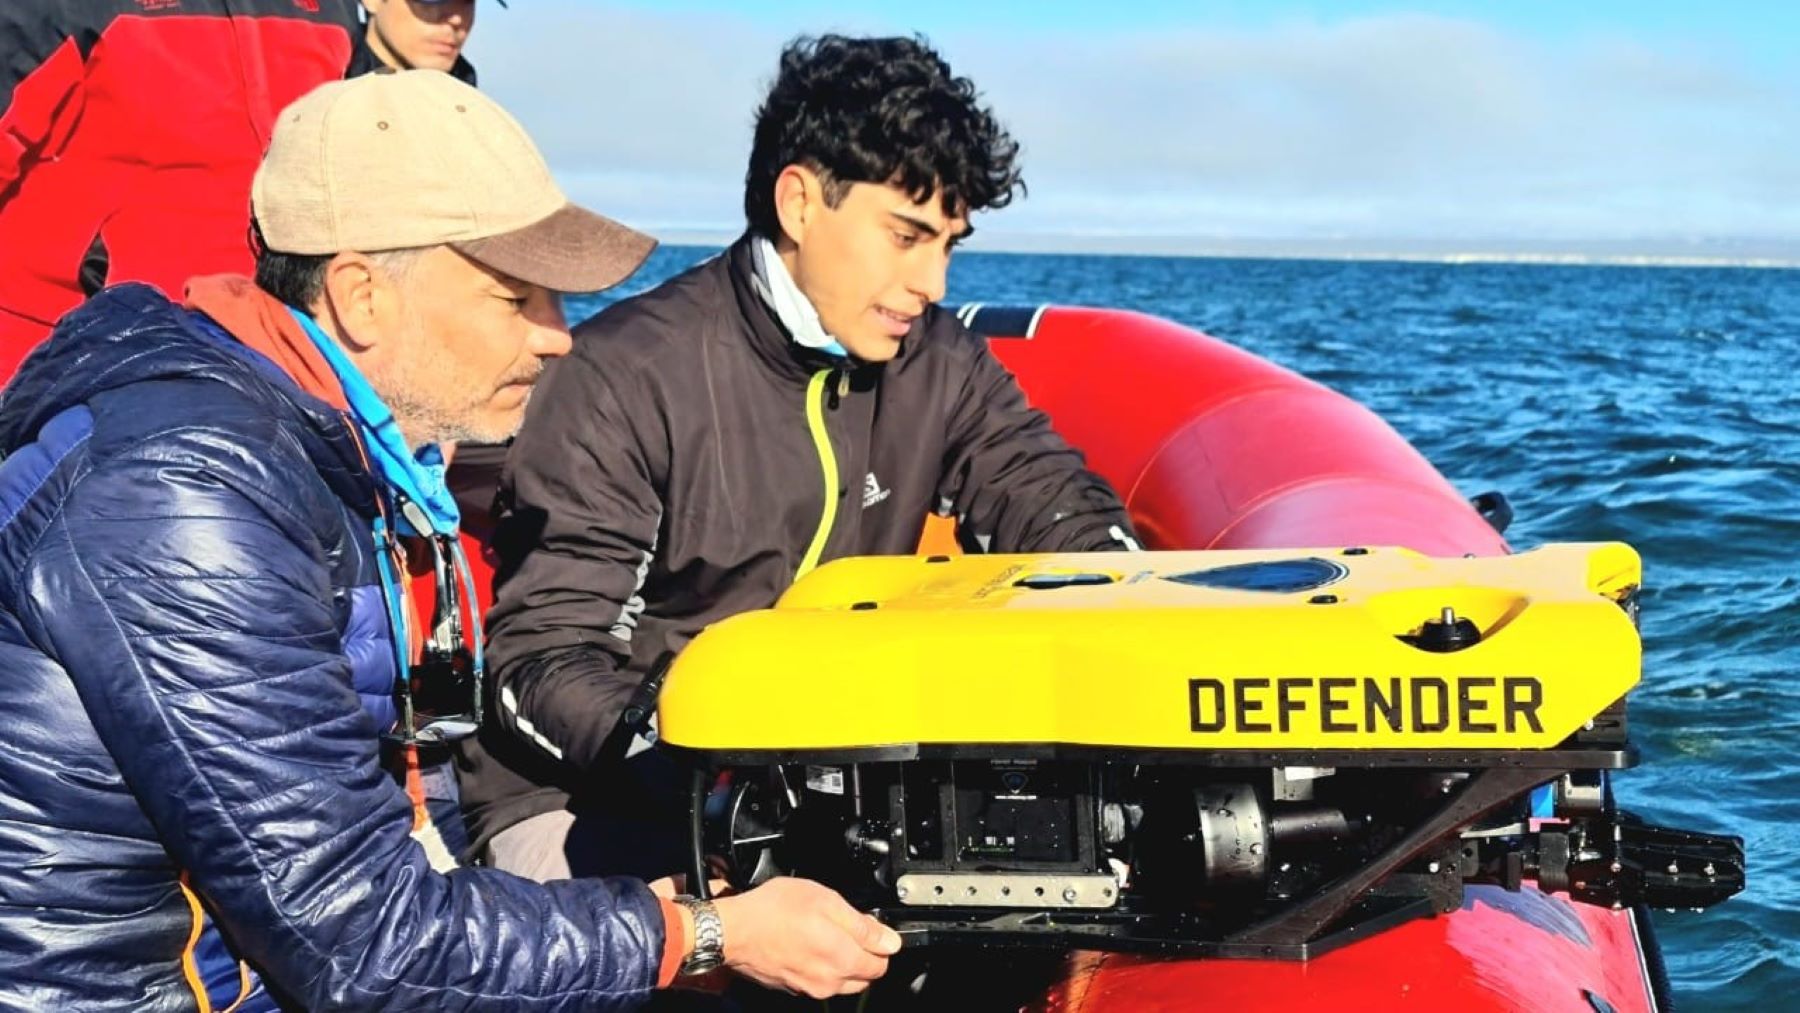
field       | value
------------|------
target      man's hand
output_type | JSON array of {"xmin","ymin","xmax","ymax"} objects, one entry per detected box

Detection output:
[{"xmin": 712, "ymin": 877, "xmax": 900, "ymax": 998}]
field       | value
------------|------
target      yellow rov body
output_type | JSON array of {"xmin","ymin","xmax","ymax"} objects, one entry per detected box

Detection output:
[
  {"xmin": 659, "ymin": 543, "xmax": 1643, "ymax": 756},
  {"xmin": 656, "ymin": 543, "xmax": 1738, "ymax": 961}
]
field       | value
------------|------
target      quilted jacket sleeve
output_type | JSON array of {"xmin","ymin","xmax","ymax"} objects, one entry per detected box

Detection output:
[{"xmin": 18, "ymin": 415, "xmax": 668, "ymax": 1011}]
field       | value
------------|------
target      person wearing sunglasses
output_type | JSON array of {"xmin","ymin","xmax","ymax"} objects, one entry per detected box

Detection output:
[
  {"xmin": 0, "ymin": 71, "xmax": 896, "ymax": 1010},
  {"xmin": 352, "ymin": 0, "xmax": 488, "ymax": 85}
]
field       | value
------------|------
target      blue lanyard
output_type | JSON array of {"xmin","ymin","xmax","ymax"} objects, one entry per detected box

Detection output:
[
  {"xmin": 284, "ymin": 308, "xmax": 485, "ymax": 738},
  {"xmin": 286, "ymin": 307, "xmax": 460, "ymax": 537}
]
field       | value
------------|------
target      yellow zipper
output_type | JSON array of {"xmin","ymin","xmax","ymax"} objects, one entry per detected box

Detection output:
[{"xmin": 796, "ymin": 369, "xmax": 840, "ymax": 578}]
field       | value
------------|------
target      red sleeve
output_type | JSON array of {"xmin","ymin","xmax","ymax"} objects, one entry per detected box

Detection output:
[
  {"xmin": 0, "ymin": 9, "xmax": 85, "ymax": 203},
  {"xmin": 656, "ymin": 898, "xmax": 691, "ymax": 987}
]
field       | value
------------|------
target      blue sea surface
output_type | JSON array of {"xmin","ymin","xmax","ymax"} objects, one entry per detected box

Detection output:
[{"xmin": 572, "ymin": 246, "xmax": 1797, "ymax": 1009}]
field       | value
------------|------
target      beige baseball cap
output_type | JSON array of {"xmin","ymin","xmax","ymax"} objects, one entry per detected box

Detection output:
[{"xmin": 252, "ymin": 70, "xmax": 653, "ymax": 293}]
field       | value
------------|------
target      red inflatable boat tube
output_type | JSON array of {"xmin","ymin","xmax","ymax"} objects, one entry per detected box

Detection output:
[{"xmin": 981, "ymin": 305, "xmax": 1509, "ymax": 557}]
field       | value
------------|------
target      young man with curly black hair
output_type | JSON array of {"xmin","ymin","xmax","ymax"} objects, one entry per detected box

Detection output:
[{"xmin": 455, "ymin": 34, "xmax": 1141, "ymax": 882}]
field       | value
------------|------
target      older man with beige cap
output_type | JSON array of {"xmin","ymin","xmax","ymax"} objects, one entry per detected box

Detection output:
[{"xmin": 0, "ymin": 70, "xmax": 896, "ymax": 1011}]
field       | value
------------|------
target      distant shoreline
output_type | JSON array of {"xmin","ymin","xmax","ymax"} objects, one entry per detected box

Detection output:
[{"xmin": 647, "ymin": 228, "xmax": 1800, "ymax": 269}]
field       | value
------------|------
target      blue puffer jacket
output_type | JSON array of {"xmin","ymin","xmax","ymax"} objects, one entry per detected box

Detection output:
[{"xmin": 0, "ymin": 285, "xmax": 668, "ymax": 1011}]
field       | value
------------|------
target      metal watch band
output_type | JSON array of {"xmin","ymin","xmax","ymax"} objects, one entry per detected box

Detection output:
[{"xmin": 672, "ymin": 895, "xmax": 725, "ymax": 975}]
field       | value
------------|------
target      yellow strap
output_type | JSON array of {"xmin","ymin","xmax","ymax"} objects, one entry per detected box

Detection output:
[
  {"xmin": 796, "ymin": 370, "xmax": 839, "ymax": 578},
  {"xmin": 176, "ymin": 874, "xmax": 214, "ymax": 1013}
]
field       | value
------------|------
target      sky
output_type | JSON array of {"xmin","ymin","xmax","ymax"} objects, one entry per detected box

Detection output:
[{"xmin": 471, "ymin": 1, "xmax": 1800, "ymax": 260}]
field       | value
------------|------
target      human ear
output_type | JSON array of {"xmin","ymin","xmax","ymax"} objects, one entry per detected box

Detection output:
[
  {"xmin": 318, "ymin": 252, "xmax": 384, "ymax": 353},
  {"xmin": 773, "ymin": 163, "xmax": 824, "ymax": 246}
]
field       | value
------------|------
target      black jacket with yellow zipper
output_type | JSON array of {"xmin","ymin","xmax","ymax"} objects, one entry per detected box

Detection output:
[{"xmin": 455, "ymin": 235, "xmax": 1138, "ymax": 853}]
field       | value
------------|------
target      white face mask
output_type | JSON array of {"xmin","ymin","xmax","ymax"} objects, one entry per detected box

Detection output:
[{"xmin": 751, "ymin": 236, "xmax": 849, "ymax": 359}]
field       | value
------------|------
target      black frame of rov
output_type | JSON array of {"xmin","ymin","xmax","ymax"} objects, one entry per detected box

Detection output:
[{"xmin": 674, "ymin": 703, "xmax": 1742, "ymax": 962}]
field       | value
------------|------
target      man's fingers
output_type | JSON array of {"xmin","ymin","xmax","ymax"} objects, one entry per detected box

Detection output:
[
  {"xmin": 853, "ymin": 913, "xmax": 902, "ymax": 955},
  {"xmin": 819, "ymin": 891, "xmax": 901, "ymax": 954},
  {"xmin": 801, "ymin": 968, "xmax": 876, "ymax": 1000},
  {"xmin": 841, "ymin": 947, "xmax": 890, "ymax": 984},
  {"xmin": 808, "ymin": 899, "xmax": 892, "ymax": 985},
  {"xmin": 815, "ymin": 912, "xmax": 891, "ymax": 983}
]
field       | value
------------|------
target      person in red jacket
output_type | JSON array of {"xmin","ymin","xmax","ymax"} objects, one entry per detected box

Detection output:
[{"xmin": 0, "ymin": 1, "xmax": 363, "ymax": 380}]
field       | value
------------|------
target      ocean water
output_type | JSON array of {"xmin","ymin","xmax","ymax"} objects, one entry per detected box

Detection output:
[{"xmin": 572, "ymin": 247, "xmax": 1797, "ymax": 1009}]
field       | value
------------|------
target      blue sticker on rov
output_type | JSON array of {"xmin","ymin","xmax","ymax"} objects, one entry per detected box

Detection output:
[{"xmin": 1163, "ymin": 557, "xmax": 1349, "ymax": 593}]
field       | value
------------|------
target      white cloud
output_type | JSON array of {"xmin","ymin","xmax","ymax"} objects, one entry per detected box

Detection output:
[{"xmin": 469, "ymin": 5, "xmax": 1800, "ymax": 250}]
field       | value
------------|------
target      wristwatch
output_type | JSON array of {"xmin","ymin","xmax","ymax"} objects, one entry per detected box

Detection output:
[{"xmin": 671, "ymin": 895, "xmax": 725, "ymax": 976}]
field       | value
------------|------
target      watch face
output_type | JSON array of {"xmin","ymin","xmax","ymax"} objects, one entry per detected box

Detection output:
[{"xmin": 680, "ymin": 953, "xmax": 724, "ymax": 976}]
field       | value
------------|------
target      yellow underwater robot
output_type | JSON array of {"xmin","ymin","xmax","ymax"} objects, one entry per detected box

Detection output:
[{"xmin": 658, "ymin": 544, "xmax": 1741, "ymax": 961}]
